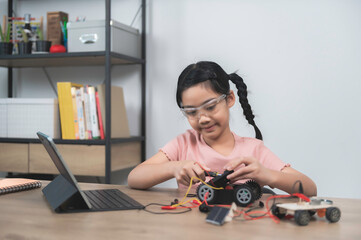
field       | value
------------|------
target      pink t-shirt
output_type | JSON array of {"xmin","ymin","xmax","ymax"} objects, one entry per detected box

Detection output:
[{"xmin": 161, "ymin": 129, "xmax": 287, "ymax": 186}]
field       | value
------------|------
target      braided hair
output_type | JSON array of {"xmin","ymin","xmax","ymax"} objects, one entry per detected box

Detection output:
[{"xmin": 176, "ymin": 61, "xmax": 263, "ymax": 140}]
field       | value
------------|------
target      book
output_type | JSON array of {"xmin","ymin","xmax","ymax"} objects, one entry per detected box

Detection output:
[
  {"xmin": 88, "ymin": 86, "xmax": 100, "ymax": 139},
  {"xmin": 57, "ymin": 82, "xmax": 83, "ymax": 139},
  {"xmin": 71, "ymin": 87, "xmax": 80, "ymax": 139},
  {"xmin": 76, "ymin": 88, "xmax": 86, "ymax": 140},
  {"xmin": 96, "ymin": 84, "xmax": 130, "ymax": 138},
  {"xmin": 83, "ymin": 86, "xmax": 92, "ymax": 139},
  {"xmin": 95, "ymin": 90, "xmax": 105, "ymax": 140},
  {"xmin": 0, "ymin": 178, "xmax": 42, "ymax": 195}
]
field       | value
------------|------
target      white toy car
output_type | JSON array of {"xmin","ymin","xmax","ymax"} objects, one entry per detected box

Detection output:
[{"xmin": 272, "ymin": 197, "xmax": 341, "ymax": 226}]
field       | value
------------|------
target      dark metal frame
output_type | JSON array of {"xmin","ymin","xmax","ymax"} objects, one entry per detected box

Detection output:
[{"xmin": 3, "ymin": 0, "xmax": 146, "ymax": 184}]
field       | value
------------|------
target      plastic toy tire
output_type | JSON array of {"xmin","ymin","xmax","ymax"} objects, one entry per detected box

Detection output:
[
  {"xmin": 326, "ymin": 207, "xmax": 341, "ymax": 223},
  {"xmin": 294, "ymin": 210, "xmax": 311, "ymax": 226},
  {"xmin": 196, "ymin": 184, "xmax": 217, "ymax": 204},
  {"xmin": 308, "ymin": 210, "xmax": 316, "ymax": 216},
  {"xmin": 246, "ymin": 180, "xmax": 262, "ymax": 200},
  {"xmin": 271, "ymin": 205, "xmax": 286, "ymax": 219},
  {"xmin": 234, "ymin": 185, "xmax": 254, "ymax": 207}
]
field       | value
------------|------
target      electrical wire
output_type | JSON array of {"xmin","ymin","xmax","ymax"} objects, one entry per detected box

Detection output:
[
  {"xmin": 143, "ymin": 163, "xmax": 308, "ymax": 222},
  {"xmin": 171, "ymin": 176, "xmax": 223, "ymax": 208},
  {"xmin": 143, "ymin": 203, "xmax": 191, "ymax": 214}
]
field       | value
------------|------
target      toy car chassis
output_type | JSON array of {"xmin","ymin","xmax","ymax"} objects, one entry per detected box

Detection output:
[
  {"xmin": 196, "ymin": 170, "xmax": 262, "ymax": 207},
  {"xmin": 272, "ymin": 197, "xmax": 341, "ymax": 226}
]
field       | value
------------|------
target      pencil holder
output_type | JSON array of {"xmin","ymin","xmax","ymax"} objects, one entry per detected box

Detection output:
[
  {"xmin": 0, "ymin": 42, "xmax": 13, "ymax": 55},
  {"xmin": 18, "ymin": 41, "xmax": 33, "ymax": 54},
  {"xmin": 36, "ymin": 40, "xmax": 52, "ymax": 52}
]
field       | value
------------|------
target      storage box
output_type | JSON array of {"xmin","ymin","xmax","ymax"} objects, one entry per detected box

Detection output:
[
  {"xmin": 67, "ymin": 19, "xmax": 140, "ymax": 58},
  {"xmin": 47, "ymin": 11, "xmax": 68, "ymax": 45},
  {"xmin": 0, "ymin": 98, "xmax": 60, "ymax": 139}
]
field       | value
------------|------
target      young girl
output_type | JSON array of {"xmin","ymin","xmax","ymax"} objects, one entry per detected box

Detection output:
[{"xmin": 128, "ymin": 61, "xmax": 317, "ymax": 196}]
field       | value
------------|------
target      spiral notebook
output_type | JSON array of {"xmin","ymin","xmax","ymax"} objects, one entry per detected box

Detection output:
[{"xmin": 0, "ymin": 178, "xmax": 42, "ymax": 195}]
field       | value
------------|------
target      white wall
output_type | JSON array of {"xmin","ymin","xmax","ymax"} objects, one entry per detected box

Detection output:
[
  {"xmin": 0, "ymin": 0, "xmax": 8, "ymax": 99},
  {"xmin": 1, "ymin": 0, "xmax": 360, "ymax": 198},
  {"xmin": 147, "ymin": 0, "xmax": 361, "ymax": 198}
]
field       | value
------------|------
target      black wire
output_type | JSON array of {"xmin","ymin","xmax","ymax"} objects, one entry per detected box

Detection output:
[
  {"xmin": 291, "ymin": 180, "xmax": 303, "ymax": 194},
  {"xmin": 143, "ymin": 203, "xmax": 192, "ymax": 215},
  {"xmin": 236, "ymin": 192, "xmax": 279, "ymax": 219}
]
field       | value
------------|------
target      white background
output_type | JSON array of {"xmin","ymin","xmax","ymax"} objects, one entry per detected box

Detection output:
[{"xmin": 1, "ymin": 0, "xmax": 360, "ymax": 199}]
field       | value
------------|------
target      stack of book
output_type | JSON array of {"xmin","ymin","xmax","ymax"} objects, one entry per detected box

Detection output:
[{"xmin": 57, "ymin": 82, "xmax": 130, "ymax": 140}]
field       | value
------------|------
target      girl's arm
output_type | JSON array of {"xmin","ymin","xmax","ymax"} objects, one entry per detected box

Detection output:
[
  {"xmin": 127, "ymin": 151, "xmax": 207, "ymax": 190},
  {"xmin": 224, "ymin": 157, "xmax": 317, "ymax": 196},
  {"xmin": 268, "ymin": 166, "xmax": 317, "ymax": 196}
]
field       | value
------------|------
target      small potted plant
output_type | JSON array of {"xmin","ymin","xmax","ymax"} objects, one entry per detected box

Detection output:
[
  {"xmin": 18, "ymin": 27, "xmax": 32, "ymax": 54},
  {"xmin": 35, "ymin": 25, "xmax": 51, "ymax": 52},
  {"xmin": 0, "ymin": 23, "xmax": 13, "ymax": 55}
]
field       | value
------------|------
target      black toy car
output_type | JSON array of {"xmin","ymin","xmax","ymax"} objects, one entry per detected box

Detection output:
[{"xmin": 196, "ymin": 170, "xmax": 262, "ymax": 207}]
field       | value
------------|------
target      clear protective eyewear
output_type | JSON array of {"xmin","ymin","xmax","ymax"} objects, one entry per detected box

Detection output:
[{"xmin": 180, "ymin": 94, "xmax": 227, "ymax": 120}]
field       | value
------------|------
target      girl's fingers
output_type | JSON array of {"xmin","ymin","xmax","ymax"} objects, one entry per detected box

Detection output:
[
  {"xmin": 193, "ymin": 164, "xmax": 207, "ymax": 180},
  {"xmin": 227, "ymin": 165, "xmax": 254, "ymax": 180},
  {"xmin": 224, "ymin": 157, "xmax": 254, "ymax": 171}
]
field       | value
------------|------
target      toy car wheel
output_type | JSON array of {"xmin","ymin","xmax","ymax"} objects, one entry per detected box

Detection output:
[
  {"xmin": 196, "ymin": 184, "xmax": 217, "ymax": 204},
  {"xmin": 234, "ymin": 185, "xmax": 254, "ymax": 207},
  {"xmin": 326, "ymin": 207, "xmax": 341, "ymax": 223},
  {"xmin": 246, "ymin": 180, "xmax": 262, "ymax": 200},
  {"xmin": 271, "ymin": 205, "xmax": 286, "ymax": 219},
  {"xmin": 294, "ymin": 210, "xmax": 311, "ymax": 226},
  {"xmin": 308, "ymin": 210, "xmax": 316, "ymax": 216}
]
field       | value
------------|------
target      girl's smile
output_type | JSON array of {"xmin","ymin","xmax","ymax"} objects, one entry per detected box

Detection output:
[{"xmin": 202, "ymin": 124, "xmax": 216, "ymax": 132}]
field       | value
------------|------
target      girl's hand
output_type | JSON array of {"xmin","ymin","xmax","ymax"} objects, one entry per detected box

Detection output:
[
  {"xmin": 174, "ymin": 161, "xmax": 210, "ymax": 186},
  {"xmin": 223, "ymin": 157, "xmax": 272, "ymax": 186}
]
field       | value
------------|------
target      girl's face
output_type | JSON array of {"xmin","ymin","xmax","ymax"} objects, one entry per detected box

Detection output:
[{"xmin": 181, "ymin": 82, "xmax": 235, "ymax": 141}]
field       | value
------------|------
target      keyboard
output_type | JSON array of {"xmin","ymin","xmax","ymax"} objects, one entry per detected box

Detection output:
[{"xmin": 83, "ymin": 189, "xmax": 144, "ymax": 211}]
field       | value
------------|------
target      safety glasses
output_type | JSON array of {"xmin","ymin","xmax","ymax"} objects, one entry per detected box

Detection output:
[{"xmin": 180, "ymin": 94, "xmax": 227, "ymax": 120}]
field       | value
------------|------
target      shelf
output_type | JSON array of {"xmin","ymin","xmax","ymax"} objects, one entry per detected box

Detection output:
[
  {"xmin": 0, "ymin": 51, "xmax": 145, "ymax": 68},
  {"xmin": 2, "ymin": 0, "xmax": 146, "ymax": 183},
  {"xmin": 0, "ymin": 136, "xmax": 145, "ymax": 145}
]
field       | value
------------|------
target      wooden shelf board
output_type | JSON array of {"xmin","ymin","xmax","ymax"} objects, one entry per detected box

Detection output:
[
  {"xmin": 0, "ymin": 136, "xmax": 145, "ymax": 145},
  {"xmin": 0, "ymin": 51, "xmax": 144, "ymax": 68}
]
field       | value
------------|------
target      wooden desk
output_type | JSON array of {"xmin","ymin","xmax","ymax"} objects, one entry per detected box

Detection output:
[{"xmin": 0, "ymin": 181, "xmax": 360, "ymax": 240}]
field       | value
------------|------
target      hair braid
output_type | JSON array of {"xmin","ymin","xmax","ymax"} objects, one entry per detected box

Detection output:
[{"xmin": 229, "ymin": 73, "xmax": 263, "ymax": 140}]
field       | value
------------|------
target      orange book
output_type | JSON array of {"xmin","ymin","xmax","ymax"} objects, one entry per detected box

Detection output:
[
  {"xmin": 95, "ymin": 90, "xmax": 105, "ymax": 140},
  {"xmin": 0, "ymin": 178, "xmax": 42, "ymax": 195}
]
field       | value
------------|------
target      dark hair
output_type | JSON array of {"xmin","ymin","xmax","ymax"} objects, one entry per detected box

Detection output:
[{"xmin": 176, "ymin": 61, "xmax": 263, "ymax": 140}]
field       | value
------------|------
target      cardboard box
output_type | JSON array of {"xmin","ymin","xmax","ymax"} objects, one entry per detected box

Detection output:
[
  {"xmin": 96, "ymin": 84, "xmax": 130, "ymax": 138},
  {"xmin": 0, "ymin": 98, "xmax": 60, "ymax": 139},
  {"xmin": 67, "ymin": 19, "xmax": 140, "ymax": 57},
  {"xmin": 47, "ymin": 11, "xmax": 68, "ymax": 45}
]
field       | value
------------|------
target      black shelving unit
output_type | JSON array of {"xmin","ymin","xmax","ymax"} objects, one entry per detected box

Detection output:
[{"xmin": 1, "ymin": 0, "xmax": 146, "ymax": 184}]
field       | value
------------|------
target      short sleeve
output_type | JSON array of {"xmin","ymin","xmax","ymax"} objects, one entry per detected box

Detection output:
[
  {"xmin": 160, "ymin": 136, "xmax": 181, "ymax": 161},
  {"xmin": 255, "ymin": 141, "xmax": 288, "ymax": 171}
]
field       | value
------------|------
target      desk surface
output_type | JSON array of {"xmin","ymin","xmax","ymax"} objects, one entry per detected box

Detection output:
[{"xmin": 0, "ymin": 181, "xmax": 360, "ymax": 240}]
